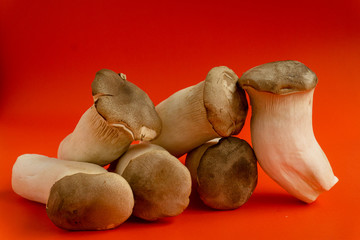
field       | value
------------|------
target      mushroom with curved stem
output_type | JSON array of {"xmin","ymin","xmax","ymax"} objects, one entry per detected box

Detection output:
[
  {"xmin": 151, "ymin": 66, "xmax": 248, "ymax": 158},
  {"xmin": 185, "ymin": 137, "xmax": 258, "ymax": 210},
  {"xmin": 58, "ymin": 69, "xmax": 162, "ymax": 166},
  {"xmin": 238, "ymin": 60, "xmax": 338, "ymax": 203},
  {"xmin": 12, "ymin": 154, "xmax": 108, "ymax": 204},
  {"xmin": 46, "ymin": 172, "xmax": 134, "ymax": 231},
  {"xmin": 112, "ymin": 143, "xmax": 192, "ymax": 221}
]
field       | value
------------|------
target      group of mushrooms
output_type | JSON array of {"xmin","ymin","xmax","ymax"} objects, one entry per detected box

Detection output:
[{"xmin": 12, "ymin": 60, "xmax": 338, "ymax": 231}]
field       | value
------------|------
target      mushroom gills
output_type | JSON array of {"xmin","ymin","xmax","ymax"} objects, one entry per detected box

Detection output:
[
  {"xmin": 58, "ymin": 105, "xmax": 133, "ymax": 166},
  {"xmin": 58, "ymin": 69, "xmax": 162, "ymax": 166}
]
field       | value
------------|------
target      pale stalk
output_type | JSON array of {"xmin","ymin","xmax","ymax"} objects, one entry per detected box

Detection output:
[
  {"xmin": 151, "ymin": 82, "xmax": 218, "ymax": 157},
  {"xmin": 246, "ymin": 87, "xmax": 338, "ymax": 203},
  {"xmin": 58, "ymin": 105, "xmax": 133, "ymax": 166}
]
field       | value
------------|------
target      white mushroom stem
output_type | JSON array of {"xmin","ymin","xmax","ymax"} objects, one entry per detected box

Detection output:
[
  {"xmin": 12, "ymin": 154, "xmax": 107, "ymax": 204},
  {"xmin": 152, "ymin": 82, "xmax": 219, "ymax": 157},
  {"xmin": 246, "ymin": 87, "xmax": 338, "ymax": 203},
  {"xmin": 151, "ymin": 66, "xmax": 248, "ymax": 158},
  {"xmin": 58, "ymin": 105, "xmax": 134, "ymax": 166}
]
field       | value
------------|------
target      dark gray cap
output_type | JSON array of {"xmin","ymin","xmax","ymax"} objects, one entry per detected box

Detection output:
[
  {"xmin": 238, "ymin": 60, "xmax": 318, "ymax": 94},
  {"xmin": 91, "ymin": 69, "xmax": 162, "ymax": 141}
]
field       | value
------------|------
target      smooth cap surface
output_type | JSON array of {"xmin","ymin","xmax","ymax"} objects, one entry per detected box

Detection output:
[
  {"xmin": 122, "ymin": 150, "xmax": 191, "ymax": 221},
  {"xmin": 197, "ymin": 137, "xmax": 258, "ymax": 210},
  {"xmin": 46, "ymin": 172, "xmax": 134, "ymax": 231},
  {"xmin": 239, "ymin": 60, "xmax": 318, "ymax": 94},
  {"xmin": 203, "ymin": 66, "xmax": 248, "ymax": 137},
  {"xmin": 91, "ymin": 69, "xmax": 161, "ymax": 141}
]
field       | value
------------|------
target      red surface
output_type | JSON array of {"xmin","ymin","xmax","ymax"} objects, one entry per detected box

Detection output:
[{"xmin": 1, "ymin": 0, "xmax": 360, "ymax": 239}]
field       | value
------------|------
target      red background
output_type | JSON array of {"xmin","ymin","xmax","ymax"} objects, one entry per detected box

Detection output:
[{"xmin": 1, "ymin": 0, "xmax": 359, "ymax": 239}]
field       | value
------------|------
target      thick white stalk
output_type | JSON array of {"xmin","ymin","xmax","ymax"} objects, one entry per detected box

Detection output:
[
  {"xmin": 58, "ymin": 105, "xmax": 133, "ymax": 166},
  {"xmin": 151, "ymin": 82, "xmax": 219, "ymax": 157},
  {"xmin": 247, "ymin": 87, "xmax": 338, "ymax": 203},
  {"xmin": 151, "ymin": 66, "xmax": 248, "ymax": 157}
]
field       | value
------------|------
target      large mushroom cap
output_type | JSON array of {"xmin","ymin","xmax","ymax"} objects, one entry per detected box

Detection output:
[
  {"xmin": 203, "ymin": 66, "xmax": 248, "ymax": 137},
  {"xmin": 238, "ymin": 60, "xmax": 318, "ymax": 95},
  {"xmin": 121, "ymin": 149, "xmax": 191, "ymax": 221},
  {"xmin": 91, "ymin": 69, "xmax": 162, "ymax": 141},
  {"xmin": 197, "ymin": 137, "xmax": 258, "ymax": 210},
  {"xmin": 46, "ymin": 172, "xmax": 134, "ymax": 231}
]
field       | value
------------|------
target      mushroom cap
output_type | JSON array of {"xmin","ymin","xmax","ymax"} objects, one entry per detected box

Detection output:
[
  {"xmin": 121, "ymin": 148, "xmax": 191, "ymax": 221},
  {"xmin": 203, "ymin": 66, "xmax": 248, "ymax": 137},
  {"xmin": 91, "ymin": 69, "xmax": 162, "ymax": 141},
  {"xmin": 197, "ymin": 137, "xmax": 258, "ymax": 210},
  {"xmin": 238, "ymin": 60, "xmax": 318, "ymax": 95},
  {"xmin": 46, "ymin": 172, "xmax": 134, "ymax": 231}
]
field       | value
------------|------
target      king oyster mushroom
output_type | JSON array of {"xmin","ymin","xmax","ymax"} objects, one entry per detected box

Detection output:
[
  {"xmin": 238, "ymin": 60, "xmax": 338, "ymax": 203},
  {"xmin": 151, "ymin": 66, "xmax": 248, "ymax": 157},
  {"xmin": 58, "ymin": 69, "xmax": 162, "ymax": 166},
  {"xmin": 12, "ymin": 154, "xmax": 107, "ymax": 204}
]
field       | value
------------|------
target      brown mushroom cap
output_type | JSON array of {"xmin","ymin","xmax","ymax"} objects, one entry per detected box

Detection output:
[
  {"xmin": 197, "ymin": 137, "xmax": 258, "ymax": 210},
  {"xmin": 121, "ymin": 150, "xmax": 191, "ymax": 221},
  {"xmin": 203, "ymin": 66, "xmax": 248, "ymax": 137},
  {"xmin": 238, "ymin": 60, "xmax": 318, "ymax": 95},
  {"xmin": 91, "ymin": 69, "xmax": 162, "ymax": 141},
  {"xmin": 46, "ymin": 172, "xmax": 134, "ymax": 231}
]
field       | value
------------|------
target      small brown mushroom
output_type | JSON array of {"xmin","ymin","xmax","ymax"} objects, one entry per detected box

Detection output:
[
  {"xmin": 58, "ymin": 69, "xmax": 162, "ymax": 166},
  {"xmin": 151, "ymin": 66, "xmax": 248, "ymax": 157},
  {"xmin": 185, "ymin": 137, "xmax": 258, "ymax": 210},
  {"xmin": 113, "ymin": 143, "xmax": 191, "ymax": 221},
  {"xmin": 46, "ymin": 172, "xmax": 134, "ymax": 231}
]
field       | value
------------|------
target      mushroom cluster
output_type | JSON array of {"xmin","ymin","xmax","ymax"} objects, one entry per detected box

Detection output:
[
  {"xmin": 12, "ymin": 69, "xmax": 190, "ymax": 230},
  {"xmin": 11, "ymin": 62, "xmax": 338, "ymax": 231}
]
